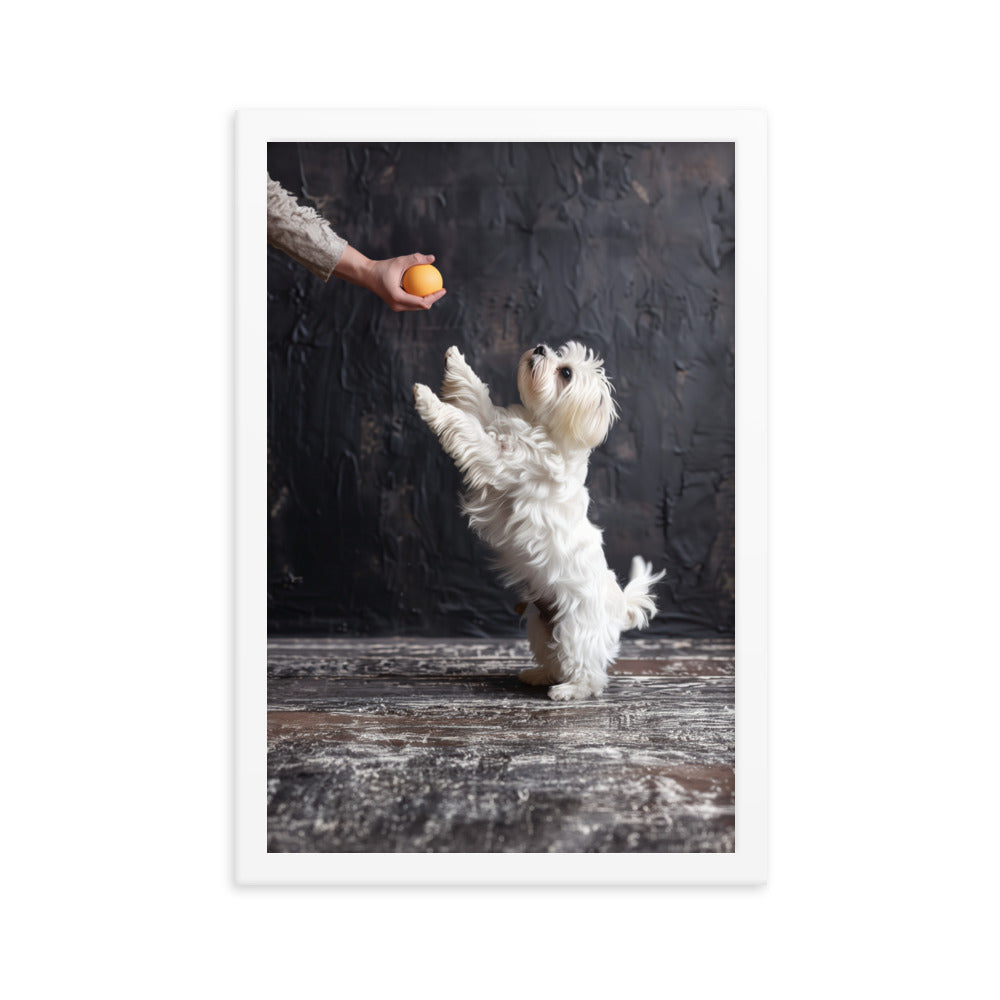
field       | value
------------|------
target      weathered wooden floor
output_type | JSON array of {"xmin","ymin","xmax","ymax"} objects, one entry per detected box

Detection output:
[{"xmin": 268, "ymin": 637, "xmax": 735, "ymax": 853}]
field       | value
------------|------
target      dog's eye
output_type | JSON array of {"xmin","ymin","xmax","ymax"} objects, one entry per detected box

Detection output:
[{"xmin": 558, "ymin": 367, "xmax": 572, "ymax": 382}]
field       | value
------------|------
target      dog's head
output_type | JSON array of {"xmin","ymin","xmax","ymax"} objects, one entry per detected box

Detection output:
[{"xmin": 517, "ymin": 342, "xmax": 618, "ymax": 451}]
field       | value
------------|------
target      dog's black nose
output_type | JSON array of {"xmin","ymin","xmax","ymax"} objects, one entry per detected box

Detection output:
[{"xmin": 533, "ymin": 344, "xmax": 546, "ymax": 356}]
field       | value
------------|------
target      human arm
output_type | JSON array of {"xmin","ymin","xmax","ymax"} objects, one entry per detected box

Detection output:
[
  {"xmin": 266, "ymin": 173, "xmax": 347, "ymax": 280},
  {"xmin": 267, "ymin": 173, "xmax": 446, "ymax": 310}
]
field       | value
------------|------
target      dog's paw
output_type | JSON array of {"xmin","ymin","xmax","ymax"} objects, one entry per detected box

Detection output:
[
  {"xmin": 413, "ymin": 383, "xmax": 439, "ymax": 419},
  {"xmin": 519, "ymin": 665, "xmax": 557, "ymax": 687},
  {"xmin": 443, "ymin": 346, "xmax": 475, "ymax": 386},
  {"xmin": 547, "ymin": 681, "xmax": 592, "ymax": 702}
]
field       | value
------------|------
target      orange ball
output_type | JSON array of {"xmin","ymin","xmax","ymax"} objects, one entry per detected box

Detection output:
[{"xmin": 402, "ymin": 263, "xmax": 443, "ymax": 297}]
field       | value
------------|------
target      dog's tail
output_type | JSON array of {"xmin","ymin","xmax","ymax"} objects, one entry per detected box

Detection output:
[{"xmin": 622, "ymin": 556, "xmax": 666, "ymax": 631}]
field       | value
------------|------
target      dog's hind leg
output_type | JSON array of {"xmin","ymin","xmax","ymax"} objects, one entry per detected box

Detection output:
[
  {"xmin": 519, "ymin": 604, "xmax": 561, "ymax": 686},
  {"xmin": 544, "ymin": 615, "xmax": 616, "ymax": 701}
]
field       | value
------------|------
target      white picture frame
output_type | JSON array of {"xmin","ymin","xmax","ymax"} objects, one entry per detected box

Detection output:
[{"xmin": 235, "ymin": 108, "xmax": 767, "ymax": 885}]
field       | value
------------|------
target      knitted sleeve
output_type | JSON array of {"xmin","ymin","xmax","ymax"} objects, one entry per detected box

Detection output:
[{"xmin": 266, "ymin": 173, "xmax": 348, "ymax": 281}]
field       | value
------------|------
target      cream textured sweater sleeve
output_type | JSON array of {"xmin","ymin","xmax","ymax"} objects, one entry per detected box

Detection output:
[{"xmin": 266, "ymin": 173, "xmax": 348, "ymax": 281}]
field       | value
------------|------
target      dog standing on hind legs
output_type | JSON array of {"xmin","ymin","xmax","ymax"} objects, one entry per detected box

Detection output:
[{"xmin": 413, "ymin": 342, "xmax": 664, "ymax": 700}]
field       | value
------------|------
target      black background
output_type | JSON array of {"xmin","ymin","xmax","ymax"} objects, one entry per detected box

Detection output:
[{"xmin": 267, "ymin": 142, "xmax": 735, "ymax": 637}]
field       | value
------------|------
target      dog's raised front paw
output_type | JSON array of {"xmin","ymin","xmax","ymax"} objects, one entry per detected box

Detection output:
[
  {"xmin": 442, "ymin": 345, "xmax": 476, "ymax": 387},
  {"xmin": 413, "ymin": 383, "xmax": 439, "ymax": 419}
]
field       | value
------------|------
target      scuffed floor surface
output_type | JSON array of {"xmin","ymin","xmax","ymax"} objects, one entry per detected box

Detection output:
[{"xmin": 268, "ymin": 637, "xmax": 735, "ymax": 853}]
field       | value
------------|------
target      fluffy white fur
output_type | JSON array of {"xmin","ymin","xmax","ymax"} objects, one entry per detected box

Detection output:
[{"xmin": 413, "ymin": 342, "xmax": 664, "ymax": 700}]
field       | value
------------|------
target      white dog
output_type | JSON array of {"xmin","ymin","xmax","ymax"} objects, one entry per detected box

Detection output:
[{"xmin": 413, "ymin": 342, "xmax": 664, "ymax": 700}]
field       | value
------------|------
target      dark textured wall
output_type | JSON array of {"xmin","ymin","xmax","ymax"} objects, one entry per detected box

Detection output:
[{"xmin": 267, "ymin": 142, "xmax": 734, "ymax": 637}]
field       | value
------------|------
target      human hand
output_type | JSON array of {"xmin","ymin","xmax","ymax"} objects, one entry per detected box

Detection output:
[
  {"xmin": 334, "ymin": 247, "xmax": 447, "ymax": 312},
  {"xmin": 371, "ymin": 252, "xmax": 447, "ymax": 312}
]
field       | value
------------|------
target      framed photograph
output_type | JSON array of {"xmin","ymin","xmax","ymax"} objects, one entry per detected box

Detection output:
[{"xmin": 235, "ymin": 108, "xmax": 767, "ymax": 884}]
